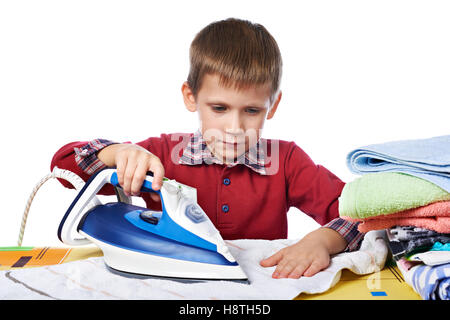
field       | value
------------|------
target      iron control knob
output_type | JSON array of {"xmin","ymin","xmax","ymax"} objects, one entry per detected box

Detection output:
[{"xmin": 139, "ymin": 210, "xmax": 159, "ymax": 225}]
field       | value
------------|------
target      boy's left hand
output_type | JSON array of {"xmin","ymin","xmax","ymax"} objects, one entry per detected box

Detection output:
[
  {"xmin": 259, "ymin": 228, "xmax": 347, "ymax": 279},
  {"xmin": 259, "ymin": 238, "xmax": 330, "ymax": 279}
]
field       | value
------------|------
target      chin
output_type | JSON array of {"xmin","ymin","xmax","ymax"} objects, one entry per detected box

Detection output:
[{"xmin": 208, "ymin": 141, "xmax": 249, "ymax": 163}]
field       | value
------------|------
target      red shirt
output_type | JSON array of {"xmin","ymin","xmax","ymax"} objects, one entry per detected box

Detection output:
[{"xmin": 51, "ymin": 133, "xmax": 349, "ymax": 242}]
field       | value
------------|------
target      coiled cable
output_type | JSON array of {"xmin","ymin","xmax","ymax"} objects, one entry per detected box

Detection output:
[{"xmin": 17, "ymin": 167, "xmax": 86, "ymax": 246}]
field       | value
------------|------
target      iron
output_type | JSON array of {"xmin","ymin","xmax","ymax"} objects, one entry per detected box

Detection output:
[{"xmin": 57, "ymin": 168, "xmax": 249, "ymax": 283}]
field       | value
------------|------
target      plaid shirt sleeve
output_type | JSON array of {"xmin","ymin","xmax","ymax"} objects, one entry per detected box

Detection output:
[
  {"xmin": 322, "ymin": 217, "xmax": 364, "ymax": 252},
  {"xmin": 74, "ymin": 139, "xmax": 117, "ymax": 175}
]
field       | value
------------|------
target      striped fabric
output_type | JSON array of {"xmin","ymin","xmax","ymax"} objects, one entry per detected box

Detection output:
[{"xmin": 410, "ymin": 262, "xmax": 450, "ymax": 299}]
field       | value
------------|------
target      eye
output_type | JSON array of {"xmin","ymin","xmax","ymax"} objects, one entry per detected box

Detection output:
[
  {"xmin": 245, "ymin": 107, "xmax": 261, "ymax": 114},
  {"xmin": 211, "ymin": 105, "xmax": 227, "ymax": 112}
]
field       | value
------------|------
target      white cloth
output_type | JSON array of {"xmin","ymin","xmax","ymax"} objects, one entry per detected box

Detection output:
[
  {"xmin": 0, "ymin": 230, "xmax": 387, "ymax": 300},
  {"xmin": 409, "ymin": 251, "xmax": 450, "ymax": 266}
]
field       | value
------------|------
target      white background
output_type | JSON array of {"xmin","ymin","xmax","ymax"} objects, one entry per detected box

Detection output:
[{"xmin": 0, "ymin": 0, "xmax": 449, "ymax": 247}]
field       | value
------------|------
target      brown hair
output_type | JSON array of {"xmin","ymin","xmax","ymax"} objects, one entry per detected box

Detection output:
[{"xmin": 187, "ymin": 18, "xmax": 282, "ymax": 102}]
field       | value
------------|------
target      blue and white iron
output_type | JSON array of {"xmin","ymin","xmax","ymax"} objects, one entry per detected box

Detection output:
[{"xmin": 57, "ymin": 168, "xmax": 248, "ymax": 282}]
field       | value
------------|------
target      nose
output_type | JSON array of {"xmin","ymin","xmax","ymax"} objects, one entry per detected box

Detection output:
[{"xmin": 225, "ymin": 111, "xmax": 243, "ymax": 135}]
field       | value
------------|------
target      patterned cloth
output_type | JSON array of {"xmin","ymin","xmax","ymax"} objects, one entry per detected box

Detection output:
[
  {"xmin": 390, "ymin": 225, "xmax": 450, "ymax": 241},
  {"xmin": 74, "ymin": 139, "xmax": 117, "ymax": 175},
  {"xmin": 387, "ymin": 226, "xmax": 450, "ymax": 261}
]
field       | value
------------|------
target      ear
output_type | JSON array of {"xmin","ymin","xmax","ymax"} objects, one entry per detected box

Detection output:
[
  {"xmin": 266, "ymin": 91, "xmax": 282, "ymax": 120},
  {"xmin": 181, "ymin": 82, "xmax": 197, "ymax": 112}
]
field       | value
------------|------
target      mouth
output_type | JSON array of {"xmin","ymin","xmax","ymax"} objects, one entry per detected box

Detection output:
[
  {"xmin": 217, "ymin": 139, "xmax": 246, "ymax": 145},
  {"xmin": 217, "ymin": 138, "xmax": 245, "ymax": 146}
]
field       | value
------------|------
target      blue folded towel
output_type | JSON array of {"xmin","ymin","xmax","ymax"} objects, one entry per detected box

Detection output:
[
  {"xmin": 347, "ymin": 135, "xmax": 450, "ymax": 192},
  {"xmin": 410, "ymin": 263, "xmax": 450, "ymax": 300}
]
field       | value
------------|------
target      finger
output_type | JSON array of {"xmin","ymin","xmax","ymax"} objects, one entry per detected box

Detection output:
[
  {"xmin": 287, "ymin": 263, "xmax": 309, "ymax": 279},
  {"xmin": 115, "ymin": 154, "xmax": 128, "ymax": 187},
  {"xmin": 274, "ymin": 261, "xmax": 297, "ymax": 279},
  {"xmin": 130, "ymin": 161, "xmax": 148, "ymax": 196},
  {"xmin": 123, "ymin": 159, "xmax": 137, "ymax": 196},
  {"xmin": 149, "ymin": 192, "xmax": 161, "ymax": 202},
  {"xmin": 303, "ymin": 261, "xmax": 326, "ymax": 277},
  {"xmin": 271, "ymin": 260, "xmax": 287, "ymax": 278},
  {"xmin": 149, "ymin": 158, "xmax": 165, "ymax": 190},
  {"xmin": 259, "ymin": 250, "xmax": 283, "ymax": 268}
]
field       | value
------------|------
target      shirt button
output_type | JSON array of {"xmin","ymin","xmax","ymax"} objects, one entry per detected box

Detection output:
[
  {"xmin": 221, "ymin": 204, "xmax": 229, "ymax": 213},
  {"xmin": 223, "ymin": 178, "xmax": 230, "ymax": 186}
]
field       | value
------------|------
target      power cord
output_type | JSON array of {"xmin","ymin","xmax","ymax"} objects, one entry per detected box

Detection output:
[{"xmin": 17, "ymin": 167, "xmax": 86, "ymax": 246}]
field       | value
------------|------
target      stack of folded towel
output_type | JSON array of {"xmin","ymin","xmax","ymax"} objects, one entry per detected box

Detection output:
[
  {"xmin": 339, "ymin": 135, "xmax": 450, "ymax": 300},
  {"xmin": 339, "ymin": 172, "xmax": 450, "ymax": 233}
]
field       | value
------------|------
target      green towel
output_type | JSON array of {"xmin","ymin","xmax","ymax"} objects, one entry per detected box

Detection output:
[{"xmin": 339, "ymin": 172, "xmax": 450, "ymax": 219}]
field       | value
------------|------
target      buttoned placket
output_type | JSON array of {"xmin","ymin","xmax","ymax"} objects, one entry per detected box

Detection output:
[{"xmin": 217, "ymin": 166, "xmax": 234, "ymax": 228}]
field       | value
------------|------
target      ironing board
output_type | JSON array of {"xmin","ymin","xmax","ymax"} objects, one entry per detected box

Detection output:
[
  {"xmin": 0, "ymin": 246, "xmax": 421, "ymax": 300},
  {"xmin": 296, "ymin": 261, "xmax": 421, "ymax": 300}
]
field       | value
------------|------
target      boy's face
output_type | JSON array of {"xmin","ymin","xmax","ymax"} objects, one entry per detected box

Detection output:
[{"xmin": 182, "ymin": 73, "xmax": 281, "ymax": 163}]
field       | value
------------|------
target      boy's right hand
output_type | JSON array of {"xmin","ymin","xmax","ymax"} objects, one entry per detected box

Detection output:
[{"xmin": 97, "ymin": 144, "xmax": 165, "ymax": 201}]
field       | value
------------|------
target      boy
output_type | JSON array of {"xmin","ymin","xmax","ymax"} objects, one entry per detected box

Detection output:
[{"xmin": 51, "ymin": 18, "xmax": 363, "ymax": 279}]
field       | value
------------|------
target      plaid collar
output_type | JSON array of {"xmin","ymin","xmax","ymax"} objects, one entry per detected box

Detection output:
[{"xmin": 179, "ymin": 130, "xmax": 267, "ymax": 175}]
